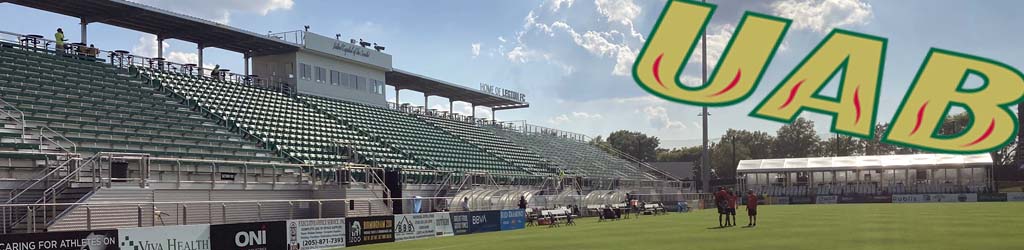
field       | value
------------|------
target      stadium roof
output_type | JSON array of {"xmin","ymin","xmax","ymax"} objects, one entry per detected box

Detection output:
[
  {"xmin": 5, "ymin": 0, "xmax": 300, "ymax": 56},
  {"xmin": 387, "ymin": 69, "xmax": 530, "ymax": 110},
  {"xmin": 736, "ymin": 154, "xmax": 993, "ymax": 173}
]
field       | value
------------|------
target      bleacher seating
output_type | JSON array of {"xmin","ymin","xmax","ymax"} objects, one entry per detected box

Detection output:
[
  {"xmin": 489, "ymin": 128, "xmax": 653, "ymax": 179},
  {"xmin": 0, "ymin": 43, "xmax": 281, "ymax": 162},
  {"xmin": 141, "ymin": 69, "xmax": 419, "ymax": 168},
  {"xmin": 299, "ymin": 95, "xmax": 529, "ymax": 175},
  {"xmin": 418, "ymin": 114, "xmax": 555, "ymax": 175}
]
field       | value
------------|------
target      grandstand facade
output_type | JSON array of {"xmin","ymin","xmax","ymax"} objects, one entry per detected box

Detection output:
[{"xmin": 0, "ymin": 0, "xmax": 685, "ymax": 234}]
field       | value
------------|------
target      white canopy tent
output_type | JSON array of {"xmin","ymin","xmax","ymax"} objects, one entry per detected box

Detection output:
[{"xmin": 736, "ymin": 154, "xmax": 992, "ymax": 173}]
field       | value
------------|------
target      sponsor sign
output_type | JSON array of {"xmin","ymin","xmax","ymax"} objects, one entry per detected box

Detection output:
[
  {"xmin": 468, "ymin": 211, "xmax": 501, "ymax": 234},
  {"xmin": 1007, "ymin": 192, "xmax": 1024, "ymax": 202},
  {"xmin": 789, "ymin": 196, "xmax": 814, "ymax": 205},
  {"xmin": 434, "ymin": 212, "xmax": 454, "ymax": 237},
  {"xmin": 118, "ymin": 224, "xmax": 210, "ymax": 250},
  {"xmin": 211, "ymin": 221, "xmax": 286, "ymax": 250},
  {"xmin": 347, "ymin": 216, "xmax": 394, "ymax": 247},
  {"xmin": 499, "ymin": 209, "xmax": 526, "ymax": 231},
  {"xmin": 449, "ymin": 212, "xmax": 471, "ymax": 235},
  {"xmin": 839, "ymin": 195, "xmax": 891, "ymax": 204},
  {"xmin": 815, "ymin": 195, "xmax": 838, "ymax": 204},
  {"xmin": 892, "ymin": 194, "xmax": 927, "ymax": 203},
  {"xmin": 394, "ymin": 213, "xmax": 436, "ymax": 242},
  {"xmin": 978, "ymin": 193, "xmax": 1007, "ymax": 202},
  {"xmin": 286, "ymin": 218, "xmax": 346, "ymax": 250},
  {"xmin": 0, "ymin": 230, "xmax": 117, "ymax": 250}
]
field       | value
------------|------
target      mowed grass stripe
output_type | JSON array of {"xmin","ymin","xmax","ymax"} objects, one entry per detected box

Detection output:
[{"xmin": 348, "ymin": 202, "xmax": 1024, "ymax": 250}]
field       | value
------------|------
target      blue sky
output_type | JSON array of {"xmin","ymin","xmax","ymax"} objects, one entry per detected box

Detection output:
[{"xmin": 0, "ymin": 0, "xmax": 1020, "ymax": 149}]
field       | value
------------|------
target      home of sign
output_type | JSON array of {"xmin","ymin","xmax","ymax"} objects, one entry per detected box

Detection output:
[{"xmin": 633, "ymin": 0, "xmax": 1024, "ymax": 154}]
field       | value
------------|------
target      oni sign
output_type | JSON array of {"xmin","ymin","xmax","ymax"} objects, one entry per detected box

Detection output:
[{"xmin": 633, "ymin": 0, "xmax": 1024, "ymax": 154}]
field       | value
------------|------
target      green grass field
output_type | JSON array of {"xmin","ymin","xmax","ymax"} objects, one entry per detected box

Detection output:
[{"xmin": 351, "ymin": 202, "xmax": 1024, "ymax": 250}]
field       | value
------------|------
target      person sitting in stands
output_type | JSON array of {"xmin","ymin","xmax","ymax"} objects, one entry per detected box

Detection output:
[{"xmin": 210, "ymin": 64, "xmax": 220, "ymax": 79}]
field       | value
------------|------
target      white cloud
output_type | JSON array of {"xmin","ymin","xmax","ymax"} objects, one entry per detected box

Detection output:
[
  {"xmin": 506, "ymin": 46, "xmax": 533, "ymax": 63},
  {"xmin": 471, "ymin": 43, "xmax": 482, "ymax": 58},
  {"xmin": 130, "ymin": 0, "xmax": 294, "ymax": 24},
  {"xmin": 550, "ymin": 0, "xmax": 576, "ymax": 12},
  {"xmin": 688, "ymin": 24, "xmax": 734, "ymax": 71},
  {"xmin": 131, "ymin": 34, "xmax": 168, "ymax": 58},
  {"xmin": 548, "ymin": 111, "xmax": 603, "ymax": 125},
  {"xmin": 771, "ymin": 0, "xmax": 873, "ymax": 33},
  {"xmin": 595, "ymin": 0, "xmax": 641, "ymax": 25},
  {"xmin": 643, "ymin": 106, "xmax": 687, "ymax": 130},
  {"xmin": 497, "ymin": 36, "xmax": 507, "ymax": 43}
]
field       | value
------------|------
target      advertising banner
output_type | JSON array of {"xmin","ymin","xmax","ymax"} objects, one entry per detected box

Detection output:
[
  {"xmin": 1007, "ymin": 192, "xmax": 1024, "ymax": 202},
  {"xmin": 347, "ymin": 216, "xmax": 395, "ymax": 247},
  {"xmin": 468, "ymin": 211, "xmax": 501, "ymax": 234},
  {"xmin": 449, "ymin": 212, "xmax": 471, "ymax": 236},
  {"xmin": 789, "ymin": 196, "xmax": 813, "ymax": 205},
  {"xmin": 118, "ymin": 224, "xmax": 210, "ymax": 250},
  {"xmin": 839, "ymin": 195, "xmax": 891, "ymax": 204},
  {"xmin": 815, "ymin": 195, "xmax": 838, "ymax": 204},
  {"xmin": 434, "ymin": 212, "xmax": 454, "ymax": 237},
  {"xmin": 285, "ymin": 218, "xmax": 346, "ymax": 250},
  {"xmin": 211, "ymin": 221, "xmax": 287, "ymax": 250},
  {"xmin": 499, "ymin": 209, "xmax": 526, "ymax": 231},
  {"xmin": 978, "ymin": 193, "xmax": 1007, "ymax": 202},
  {"xmin": 394, "ymin": 213, "xmax": 436, "ymax": 242},
  {"xmin": 892, "ymin": 194, "xmax": 927, "ymax": 203},
  {"xmin": 774, "ymin": 196, "xmax": 790, "ymax": 205},
  {"xmin": 0, "ymin": 230, "xmax": 117, "ymax": 250}
]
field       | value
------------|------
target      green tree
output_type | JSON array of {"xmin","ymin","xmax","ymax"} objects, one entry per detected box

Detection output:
[
  {"xmin": 772, "ymin": 117, "xmax": 822, "ymax": 158},
  {"xmin": 656, "ymin": 146, "xmax": 701, "ymax": 162},
  {"xmin": 605, "ymin": 130, "xmax": 660, "ymax": 161},
  {"xmin": 821, "ymin": 135, "xmax": 865, "ymax": 156}
]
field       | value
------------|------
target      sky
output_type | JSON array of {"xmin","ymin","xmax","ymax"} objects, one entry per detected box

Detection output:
[{"xmin": 1, "ymin": 0, "xmax": 1021, "ymax": 149}]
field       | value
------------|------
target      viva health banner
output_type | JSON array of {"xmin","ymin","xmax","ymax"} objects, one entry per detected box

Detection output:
[
  {"xmin": 118, "ymin": 224, "xmax": 211, "ymax": 250},
  {"xmin": 499, "ymin": 209, "xmax": 526, "ymax": 231},
  {"xmin": 434, "ymin": 212, "xmax": 454, "ymax": 237},
  {"xmin": 286, "ymin": 218, "xmax": 346, "ymax": 250},
  {"xmin": 394, "ymin": 213, "xmax": 436, "ymax": 242},
  {"xmin": 0, "ymin": 230, "xmax": 117, "ymax": 250}
]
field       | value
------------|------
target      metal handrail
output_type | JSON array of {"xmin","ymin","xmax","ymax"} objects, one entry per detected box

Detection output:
[
  {"xmin": 5, "ymin": 156, "xmax": 79, "ymax": 204},
  {"xmin": 38, "ymin": 126, "xmax": 76, "ymax": 154},
  {"xmin": 0, "ymin": 97, "xmax": 26, "ymax": 138},
  {"xmin": 595, "ymin": 142, "xmax": 681, "ymax": 181}
]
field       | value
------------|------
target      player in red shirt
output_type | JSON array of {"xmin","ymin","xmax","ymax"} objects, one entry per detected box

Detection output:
[
  {"xmin": 746, "ymin": 189, "xmax": 758, "ymax": 227},
  {"xmin": 715, "ymin": 187, "xmax": 728, "ymax": 227},
  {"xmin": 727, "ymin": 189, "xmax": 738, "ymax": 227}
]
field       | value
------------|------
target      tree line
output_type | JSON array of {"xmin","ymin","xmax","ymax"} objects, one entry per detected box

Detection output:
[{"xmin": 591, "ymin": 113, "xmax": 1018, "ymax": 181}]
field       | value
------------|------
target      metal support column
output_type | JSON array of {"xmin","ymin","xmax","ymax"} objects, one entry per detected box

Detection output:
[
  {"xmin": 244, "ymin": 54, "xmax": 250, "ymax": 76},
  {"xmin": 197, "ymin": 44, "xmax": 204, "ymax": 76},
  {"xmin": 80, "ymin": 19, "xmax": 88, "ymax": 44},
  {"xmin": 156, "ymin": 36, "xmax": 164, "ymax": 59}
]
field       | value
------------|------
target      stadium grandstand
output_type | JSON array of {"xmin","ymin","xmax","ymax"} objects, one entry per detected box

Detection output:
[{"xmin": 0, "ymin": 0, "xmax": 687, "ymax": 234}]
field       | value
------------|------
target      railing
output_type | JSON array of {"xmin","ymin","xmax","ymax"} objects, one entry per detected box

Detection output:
[
  {"xmin": 268, "ymin": 30, "xmax": 305, "ymax": 45},
  {"xmin": 0, "ymin": 29, "xmax": 296, "ymax": 96},
  {"xmin": 0, "ymin": 97, "xmax": 26, "ymax": 138},
  {"xmin": 37, "ymin": 126, "xmax": 76, "ymax": 154},
  {"xmin": 593, "ymin": 141, "xmax": 682, "ymax": 182},
  {"xmin": 2, "ymin": 155, "xmax": 81, "ymax": 232}
]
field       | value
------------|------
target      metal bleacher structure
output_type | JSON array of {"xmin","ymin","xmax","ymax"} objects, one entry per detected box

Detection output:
[{"xmin": 0, "ymin": 0, "xmax": 688, "ymax": 234}]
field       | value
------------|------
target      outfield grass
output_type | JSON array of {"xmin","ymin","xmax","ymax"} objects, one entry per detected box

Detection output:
[{"xmin": 351, "ymin": 202, "xmax": 1024, "ymax": 250}]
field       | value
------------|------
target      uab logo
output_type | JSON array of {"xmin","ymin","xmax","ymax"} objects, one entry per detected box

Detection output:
[{"xmin": 634, "ymin": 0, "xmax": 1024, "ymax": 154}]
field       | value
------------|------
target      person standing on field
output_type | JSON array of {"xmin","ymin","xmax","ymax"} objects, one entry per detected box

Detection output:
[{"xmin": 747, "ymin": 189, "xmax": 758, "ymax": 227}]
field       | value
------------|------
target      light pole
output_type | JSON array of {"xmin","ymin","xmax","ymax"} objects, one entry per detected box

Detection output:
[{"xmin": 700, "ymin": 0, "xmax": 711, "ymax": 193}]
